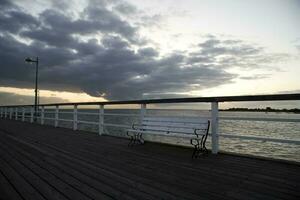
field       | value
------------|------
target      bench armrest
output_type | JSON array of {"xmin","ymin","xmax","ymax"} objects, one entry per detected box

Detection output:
[
  {"xmin": 194, "ymin": 120, "xmax": 210, "ymax": 137},
  {"xmin": 132, "ymin": 123, "xmax": 141, "ymax": 130},
  {"xmin": 194, "ymin": 128, "xmax": 207, "ymax": 136}
]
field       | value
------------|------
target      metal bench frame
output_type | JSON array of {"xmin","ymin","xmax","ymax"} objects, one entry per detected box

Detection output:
[{"xmin": 126, "ymin": 118, "xmax": 210, "ymax": 158}]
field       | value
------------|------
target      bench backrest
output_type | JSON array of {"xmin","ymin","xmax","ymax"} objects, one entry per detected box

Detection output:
[{"xmin": 141, "ymin": 117, "xmax": 210, "ymax": 136}]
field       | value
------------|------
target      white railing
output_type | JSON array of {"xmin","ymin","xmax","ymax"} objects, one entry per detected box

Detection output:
[{"xmin": 0, "ymin": 94, "xmax": 300, "ymax": 154}]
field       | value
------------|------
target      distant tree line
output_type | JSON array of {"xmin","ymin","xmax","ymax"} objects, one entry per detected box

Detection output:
[{"xmin": 220, "ymin": 107, "xmax": 300, "ymax": 114}]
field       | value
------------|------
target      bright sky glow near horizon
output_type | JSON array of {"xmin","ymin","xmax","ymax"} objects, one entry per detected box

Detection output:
[{"xmin": 0, "ymin": 0, "xmax": 299, "ymax": 108}]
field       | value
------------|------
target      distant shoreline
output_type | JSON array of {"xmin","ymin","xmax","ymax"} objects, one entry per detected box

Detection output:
[{"xmin": 220, "ymin": 107, "xmax": 300, "ymax": 114}]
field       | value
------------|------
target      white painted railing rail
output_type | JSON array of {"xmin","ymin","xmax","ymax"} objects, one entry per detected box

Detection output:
[{"xmin": 1, "ymin": 93, "xmax": 300, "ymax": 154}]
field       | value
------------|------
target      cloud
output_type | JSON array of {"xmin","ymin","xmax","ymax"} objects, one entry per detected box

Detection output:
[
  {"xmin": 0, "ymin": 1, "xmax": 40, "ymax": 34},
  {"xmin": 0, "ymin": 91, "xmax": 68, "ymax": 106},
  {"xmin": 239, "ymin": 74, "xmax": 270, "ymax": 80},
  {"xmin": 276, "ymin": 89, "xmax": 300, "ymax": 94},
  {"xmin": 0, "ymin": 0, "xmax": 294, "ymax": 101},
  {"xmin": 113, "ymin": 1, "xmax": 138, "ymax": 15},
  {"xmin": 295, "ymin": 41, "xmax": 300, "ymax": 53},
  {"xmin": 191, "ymin": 35, "xmax": 290, "ymax": 70}
]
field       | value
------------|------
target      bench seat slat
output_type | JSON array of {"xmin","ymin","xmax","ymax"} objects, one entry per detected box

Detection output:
[
  {"xmin": 143, "ymin": 117, "xmax": 208, "ymax": 123},
  {"xmin": 142, "ymin": 122, "xmax": 207, "ymax": 129},
  {"xmin": 127, "ymin": 129, "xmax": 205, "ymax": 137},
  {"xmin": 137, "ymin": 126, "xmax": 206, "ymax": 135}
]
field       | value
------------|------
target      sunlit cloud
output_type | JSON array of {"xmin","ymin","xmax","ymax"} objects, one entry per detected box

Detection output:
[{"xmin": 0, "ymin": 0, "xmax": 299, "ymax": 104}]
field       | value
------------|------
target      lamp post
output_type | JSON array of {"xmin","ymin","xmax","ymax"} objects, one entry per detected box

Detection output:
[{"xmin": 25, "ymin": 57, "xmax": 39, "ymax": 121}]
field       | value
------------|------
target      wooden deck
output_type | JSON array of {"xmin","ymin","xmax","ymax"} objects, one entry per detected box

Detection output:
[{"xmin": 0, "ymin": 119, "xmax": 299, "ymax": 200}]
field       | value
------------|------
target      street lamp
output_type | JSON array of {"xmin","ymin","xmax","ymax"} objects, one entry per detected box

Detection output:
[{"xmin": 25, "ymin": 57, "xmax": 39, "ymax": 121}]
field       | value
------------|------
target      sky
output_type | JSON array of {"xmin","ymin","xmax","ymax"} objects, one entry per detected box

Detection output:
[{"xmin": 0, "ymin": 0, "xmax": 299, "ymax": 107}]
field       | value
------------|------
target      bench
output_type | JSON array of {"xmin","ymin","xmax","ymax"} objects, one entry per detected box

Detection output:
[{"xmin": 126, "ymin": 117, "xmax": 210, "ymax": 158}]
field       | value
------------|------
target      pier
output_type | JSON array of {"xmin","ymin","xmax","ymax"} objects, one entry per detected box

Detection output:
[
  {"xmin": 0, "ymin": 119, "xmax": 299, "ymax": 200},
  {"xmin": 0, "ymin": 94, "xmax": 300, "ymax": 199}
]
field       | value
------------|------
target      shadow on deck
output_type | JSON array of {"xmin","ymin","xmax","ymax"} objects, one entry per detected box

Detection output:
[{"xmin": 0, "ymin": 119, "xmax": 299, "ymax": 200}]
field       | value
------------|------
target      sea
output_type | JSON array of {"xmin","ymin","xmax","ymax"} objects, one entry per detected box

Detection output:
[{"xmin": 41, "ymin": 109, "xmax": 300, "ymax": 162}]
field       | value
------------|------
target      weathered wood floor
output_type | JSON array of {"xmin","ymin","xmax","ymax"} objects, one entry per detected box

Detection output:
[{"xmin": 0, "ymin": 119, "xmax": 299, "ymax": 200}]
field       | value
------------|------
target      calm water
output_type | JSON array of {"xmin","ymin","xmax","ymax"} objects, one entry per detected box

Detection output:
[{"xmin": 41, "ymin": 109, "xmax": 300, "ymax": 162}]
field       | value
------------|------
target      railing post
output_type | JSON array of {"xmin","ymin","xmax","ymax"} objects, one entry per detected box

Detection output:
[
  {"xmin": 15, "ymin": 107, "xmax": 18, "ymax": 120},
  {"xmin": 0, "ymin": 107, "xmax": 2, "ymax": 118},
  {"xmin": 73, "ymin": 105, "xmax": 78, "ymax": 130},
  {"xmin": 22, "ymin": 107, "xmax": 25, "ymax": 122},
  {"xmin": 99, "ymin": 105, "xmax": 104, "ymax": 135},
  {"xmin": 211, "ymin": 102, "xmax": 219, "ymax": 154},
  {"xmin": 5, "ymin": 107, "xmax": 7, "ymax": 118},
  {"xmin": 30, "ymin": 106, "xmax": 34, "ymax": 123},
  {"xmin": 10, "ymin": 108, "xmax": 12, "ymax": 119},
  {"xmin": 55, "ymin": 105, "xmax": 59, "ymax": 127},
  {"xmin": 140, "ymin": 104, "xmax": 146, "ymax": 124},
  {"xmin": 41, "ymin": 106, "xmax": 45, "ymax": 125}
]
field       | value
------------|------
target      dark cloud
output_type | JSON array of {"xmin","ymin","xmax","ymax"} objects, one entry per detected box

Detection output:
[
  {"xmin": 0, "ymin": 0, "xmax": 292, "ymax": 101},
  {"xmin": 0, "ymin": 1, "xmax": 39, "ymax": 34},
  {"xmin": 0, "ymin": 0, "xmax": 12, "ymax": 7},
  {"xmin": 190, "ymin": 36, "xmax": 289, "ymax": 70},
  {"xmin": 138, "ymin": 47, "xmax": 159, "ymax": 57}
]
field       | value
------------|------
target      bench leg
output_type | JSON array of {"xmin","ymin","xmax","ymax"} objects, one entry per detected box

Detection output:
[
  {"xmin": 192, "ymin": 145, "xmax": 198, "ymax": 158},
  {"xmin": 191, "ymin": 138, "xmax": 208, "ymax": 158},
  {"xmin": 127, "ymin": 131, "xmax": 134, "ymax": 146},
  {"xmin": 127, "ymin": 132, "xmax": 145, "ymax": 147},
  {"xmin": 128, "ymin": 135, "xmax": 133, "ymax": 146},
  {"xmin": 192, "ymin": 140, "xmax": 201, "ymax": 158},
  {"xmin": 133, "ymin": 133, "xmax": 138, "ymax": 145},
  {"xmin": 201, "ymin": 136, "xmax": 208, "ymax": 154},
  {"xmin": 133, "ymin": 133, "xmax": 144, "ymax": 145},
  {"xmin": 138, "ymin": 133, "xmax": 144, "ymax": 144}
]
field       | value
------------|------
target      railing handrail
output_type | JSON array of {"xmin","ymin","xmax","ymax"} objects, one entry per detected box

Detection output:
[
  {"xmin": 1, "ymin": 94, "xmax": 300, "ymax": 158},
  {"xmin": 1, "ymin": 93, "xmax": 300, "ymax": 107}
]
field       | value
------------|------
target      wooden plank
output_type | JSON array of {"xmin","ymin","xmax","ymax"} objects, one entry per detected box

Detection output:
[
  {"xmin": 4, "ymin": 121, "xmax": 298, "ymax": 191},
  {"xmin": 21, "ymin": 136, "xmax": 299, "ymax": 199},
  {"xmin": 0, "ymin": 156, "xmax": 47, "ymax": 200},
  {"xmin": 21, "ymin": 137, "xmax": 230, "ymax": 199},
  {"xmin": 0, "ymin": 144, "xmax": 116, "ymax": 200},
  {"xmin": 0, "ymin": 140, "xmax": 93, "ymax": 200},
  {"xmin": 0, "ymin": 136, "xmax": 147, "ymax": 200},
  {"xmin": 32, "ymin": 141, "xmax": 198, "ymax": 200},
  {"xmin": 0, "ymin": 170, "xmax": 23, "ymax": 200},
  {"xmin": 0, "ymin": 119, "xmax": 300, "ymax": 200},
  {"xmin": 2, "ymin": 121, "xmax": 298, "ymax": 184},
  {"xmin": 14, "ymin": 131, "xmax": 204, "ymax": 199},
  {"xmin": 0, "ymin": 144, "xmax": 69, "ymax": 200},
  {"xmin": 0, "ymin": 131, "xmax": 188, "ymax": 200},
  {"xmin": 35, "ymin": 135, "xmax": 300, "ymax": 198}
]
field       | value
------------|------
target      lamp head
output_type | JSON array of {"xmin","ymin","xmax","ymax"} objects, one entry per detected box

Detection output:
[{"xmin": 25, "ymin": 57, "xmax": 33, "ymax": 63}]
